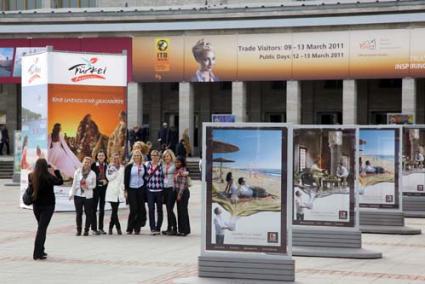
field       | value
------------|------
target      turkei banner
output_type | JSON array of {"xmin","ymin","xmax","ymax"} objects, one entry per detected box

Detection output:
[
  {"xmin": 402, "ymin": 127, "xmax": 425, "ymax": 196},
  {"xmin": 293, "ymin": 127, "xmax": 356, "ymax": 227},
  {"xmin": 132, "ymin": 28, "xmax": 425, "ymax": 82},
  {"xmin": 21, "ymin": 51, "xmax": 127, "ymax": 211},
  {"xmin": 358, "ymin": 127, "xmax": 401, "ymax": 209},
  {"xmin": 204, "ymin": 125, "xmax": 289, "ymax": 254}
]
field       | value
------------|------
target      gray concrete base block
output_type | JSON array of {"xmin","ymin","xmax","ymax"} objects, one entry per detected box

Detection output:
[
  {"xmin": 360, "ymin": 225, "xmax": 421, "ymax": 235},
  {"xmin": 174, "ymin": 276, "xmax": 295, "ymax": 284},
  {"xmin": 293, "ymin": 246, "xmax": 382, "ymax": 259},
  {"xmin": 403, "ymin": 195, "xmax": 425, "ymax": 218},
  {"xmin": 360, "ymin": 210, "xmax": 404, "ymax": 226},
  {"xmin": 404, "ymin": 211, "xmax": 425, "ymax": 218},
  {"xmin": 198, "ymin": 256, "xmax": 295, "ymax": 282},
  {"xmin": 12, "ymin": 173, "xmax": 19, "ymax": 183},
  {"xmin": 293, "ymin": 227, "xmax": 361, "ymax": 248}
]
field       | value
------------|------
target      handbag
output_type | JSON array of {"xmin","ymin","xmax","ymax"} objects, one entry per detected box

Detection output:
[{"xmin": 22, "ymin": 185, "xmax": 34, "ymax": 206}]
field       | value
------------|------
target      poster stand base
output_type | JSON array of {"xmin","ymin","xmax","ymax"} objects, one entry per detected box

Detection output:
[
  {"xmin": 292, "ymin": 227, "xmax": 382, "ymax": 259},
  {"xmin": 403, "ymin": 195, "xmax": 425, "ymax": 218},
  {"xmin": 359, "ymin": 210, "xmax": 421, "ymax": 235},
  {"xmin": 198, "ymin": 256, "xmax": 295, "ymax": 282}
]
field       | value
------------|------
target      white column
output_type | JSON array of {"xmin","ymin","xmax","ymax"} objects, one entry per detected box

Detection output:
[
  {"xmin": 286, "ymin": 80, "xmax": 301, "ymax": 123},
  {"xmin": 179, "ymin": 82, "xmax": 195, "ymax": 151},
  {"xmin": 402, "ymin": 78, "xmax": 416, "ymax": 115},
  {"xmin": 343, "ymin": 79, "xmax": 357, "ymax": 125},
  {"xmin": 46, "ymin": 0, "xmax": 55, "ymax": 8},
  {"xmin": 127, "ymin": 82, "xmax": 143, "ymax": 128},
  {"xmin": 232, "ymin": 82, "xmax": 247, "ymax": 122}
]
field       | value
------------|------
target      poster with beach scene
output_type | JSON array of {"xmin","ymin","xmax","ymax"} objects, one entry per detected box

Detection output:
[
  {"xmin": 359, "ymin": 128, "xmax": 400, "ymax": 209},
  {"xmin": 402, "ymin": 127, "xmax": 425, "ymax": 196},
  {"xmin": 0, "ymin": 47, "xmax": 14, "ymax": 77},
  {"xmin": 205, "ymin": 126, "xmax": 287, "ymax": 254},
  {"xmin": 293, "ymin": 128, "xmax": 356, "ymax": 227}
]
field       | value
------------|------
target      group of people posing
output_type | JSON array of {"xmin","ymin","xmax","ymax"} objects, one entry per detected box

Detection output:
[{"xmin": 28, "ymin": 148, "xmax": 191, "ymax": 260}]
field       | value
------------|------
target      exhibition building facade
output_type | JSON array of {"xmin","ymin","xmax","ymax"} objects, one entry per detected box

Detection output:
[{"xmin": 0, "ymin": 0, "xmax": 424, "ymax": 155}]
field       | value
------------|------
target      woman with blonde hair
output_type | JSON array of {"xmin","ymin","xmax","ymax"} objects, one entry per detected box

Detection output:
[
  {"xmin": 191, "ymin": 39, "xmax": 219, "ymax": 82},
  {"xmin": 161, "ymin": 149, "xmax": 177, "ymax": 235},
  {"xmin": 124, "ymin": 149, "xmax": 147, "ymax": 234}
]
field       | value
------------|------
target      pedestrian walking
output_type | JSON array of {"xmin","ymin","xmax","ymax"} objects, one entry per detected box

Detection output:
[
  {"xmin": 69, "ymin": 157, "xmax": 98, "ymax": 236},
  {"xmin": 175, "ymin": 156, "xmax": 191, "ymax": 236},
  {"xmin": 161, "ymin": 149, "xmax": 177, "ymax": 235},
  {"xmin": 105, "ymin": 153, "xmax": 125, "ymax": 235},
  {"xmin": 146, "ymin": 150, "xmax": 164, "ymax": 235},
  {"xmin": 124, "ymin": 149, "xmax": 147, "ymax": 235},
  {"xmin": 28, "ymin": 158, "xmax": 63, "ymax": 260},
  {"xmin": 91, "ymin": 151, "xmax": 108, "ymax": 234}
]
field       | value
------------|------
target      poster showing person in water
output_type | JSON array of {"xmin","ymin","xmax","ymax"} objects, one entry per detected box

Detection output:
[
  {"xmin": 402, "ymin": 127, "xmax": 425, "ymax": 196},
  {"xmin": 293, "ymin": 128, "xmax": 356, "ymax": 227},
  {"xmin": 358, "ymin": 128, "xmax": 400, "ymax": 209},
  {"xmin": 205, "ymin": 126, "xmax": 287, "ymax": 254}
]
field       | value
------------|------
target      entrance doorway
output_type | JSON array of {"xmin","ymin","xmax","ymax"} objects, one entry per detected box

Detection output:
[
  {"xmin": 316, "ymin": 112, "xmax": 342, "ymax": 125},
  {"xmin": 265, "ymin": 112, "xmax": 286, "ymax": 123}
]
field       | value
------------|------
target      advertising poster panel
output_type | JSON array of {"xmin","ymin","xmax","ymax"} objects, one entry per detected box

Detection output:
[
  {"xmin": 402, "ymin": 127, "xmax": 425, "ymax": 196},
  {"xmin": 21, "ymin": 51, "xmax": 127, "ymax": 211},
  {"xmin": 13, "ymin": 130, "xmax": 22, "ymax": 175},
  {"xmin": 358, "ymin": 128, "xmax": 400, "ymax": 209},
  {"xmin": 205, "ymin": 126, "xmax": 287, "ymax": 253},
  {"xmin": 13, "ymin": 47, "xmax": 46, "ymax": 77},
  {"xmin": 387, "ymin": 113, "xmax": 415, "ymax": 125},
  {"xmin": 20, "ymin": 52, "xmax": 49, "ymax": 208},
  {"xmin": 293, "ymin": 128, "xmax": 356, "ymax": 227},
  {"xmin": 0, "ymin": 47, "xmax": 14, "ymax": 77},
  {"xmin": 132, "ymin": 28, "xmax": 425, "ymax": 82}
]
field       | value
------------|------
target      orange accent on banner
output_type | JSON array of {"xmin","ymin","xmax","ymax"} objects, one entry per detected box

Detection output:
[{"xmin": 71, "ymin": 74, "xmax": 106, "ymax": 82}]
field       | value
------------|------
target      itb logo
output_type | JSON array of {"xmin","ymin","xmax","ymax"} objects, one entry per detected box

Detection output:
[{"xmin": 155, "ymin": 38, "xmax": 171, "ymax": 77}]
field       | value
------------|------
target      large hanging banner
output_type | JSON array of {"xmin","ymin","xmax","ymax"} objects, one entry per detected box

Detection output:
[
  {"xmin": 133, "ymin": 28, "xmax": 425, "ymax": 82},
  {"xmin": 358, "ymin": 127, "xmax": 401, "ymax": 209},
  {"xmin": 293, "ymin": 128, "xmax": 356, "ymax": 227},
  {"xmin": 21, "ymin": 51, "xmax": 127, "ymax": 211},
  {"xmin": 402, "ymin": 127, "xmax": 425, "ymax": 196},
  {"xmin": 204, "ymin": 125, "xmax": 288, "ymax": 254}
]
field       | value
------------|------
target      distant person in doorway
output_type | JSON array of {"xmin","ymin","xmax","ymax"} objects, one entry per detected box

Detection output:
[
  {"xmin": 0, "ymin": 124, "xmax": 10, "ymax": 155},
  {"xmin": 157, "ymin": 122, "xmax": 171, "ymax": 151},
  {"xmin": 176, "ymin": 139, "xmax": 187, "ymax": 158}
]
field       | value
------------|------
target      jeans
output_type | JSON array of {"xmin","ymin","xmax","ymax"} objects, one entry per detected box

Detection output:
[
  {"xmin": 92, "ymin": 185, "xmax": 106, "ymax": 231},
  {"xmin": 74, "ymin": 196, "xmax": 94, "ymax": 233},
  {"xmin": 177, "ymin": 190, "xmax": 190, "ymax": 234},
  {"xmin": 147, "ymin": 190, "xmax": 163, "ymax": 231},
  {"xmin": 163, "ymin": 187, "xmax": 177, "ymax": 232},
  {"xmin": 109, "ymin": 202, "xmax": 121, "ymax": 231},
  {"xmin": 33, "ymin": 205, "xmax": 55, "ymax": 258},
  {"xmin": 127, "ymin": 187, "xmax": 146, "ymax": 233},
  {"xmin": 216, "ymin": 234, "xmax": 224, "ymax": 245}
]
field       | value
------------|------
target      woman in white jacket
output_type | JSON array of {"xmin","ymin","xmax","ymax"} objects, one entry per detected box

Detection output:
[
  {"xmin": 105, "ymin": 153, "xmax": 125, "ymax": 235},
  {"xmin": 69, "ymin": 156, "xmax": 97, "ymax": 236}
]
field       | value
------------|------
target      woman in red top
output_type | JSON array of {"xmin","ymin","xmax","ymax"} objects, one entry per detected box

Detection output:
[{"xmin": 174, "ymin": 156, "xmax": 190, "ymax": 236}]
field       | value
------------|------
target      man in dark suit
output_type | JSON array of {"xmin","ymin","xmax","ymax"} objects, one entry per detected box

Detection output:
[{"xmin": 0, "ymin": 125, "xmax": 10, "ymax": 155}]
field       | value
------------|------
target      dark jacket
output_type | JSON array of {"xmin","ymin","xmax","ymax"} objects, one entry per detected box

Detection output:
[
  {"xmin": 176, "ymin": 142, "xmax": 186, "ymax": 157},
  {"xmin": 124, "ymin": 163, "xmax": 147, "ymax": 190},
  {"xmin": 91, "ymin": 161, "xmax": 108, "ymax": 187},
  {"xmin": 1, "ymin": 127, "xmax": 9, "ymax": 143},
  {"xmin": 29, "ymin": 170, "xmax": 63, "ymax": 206}
]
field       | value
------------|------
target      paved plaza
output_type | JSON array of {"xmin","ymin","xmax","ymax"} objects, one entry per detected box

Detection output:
[{"xmin": 1, "ymin": 179, "xmax": 425, "ymax": 284}]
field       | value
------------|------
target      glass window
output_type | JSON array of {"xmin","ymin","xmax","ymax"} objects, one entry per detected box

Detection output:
[
  {"xmin": 299, "ymin": 147, "xmax": 307, "ymax": 171},
  {"xmin": 3, "ymin": 0, "xmax": 42, "ymax": 10},
  {"xmin": 54, "ymin": 0, "xmax": 96, "ymax": 8}
]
